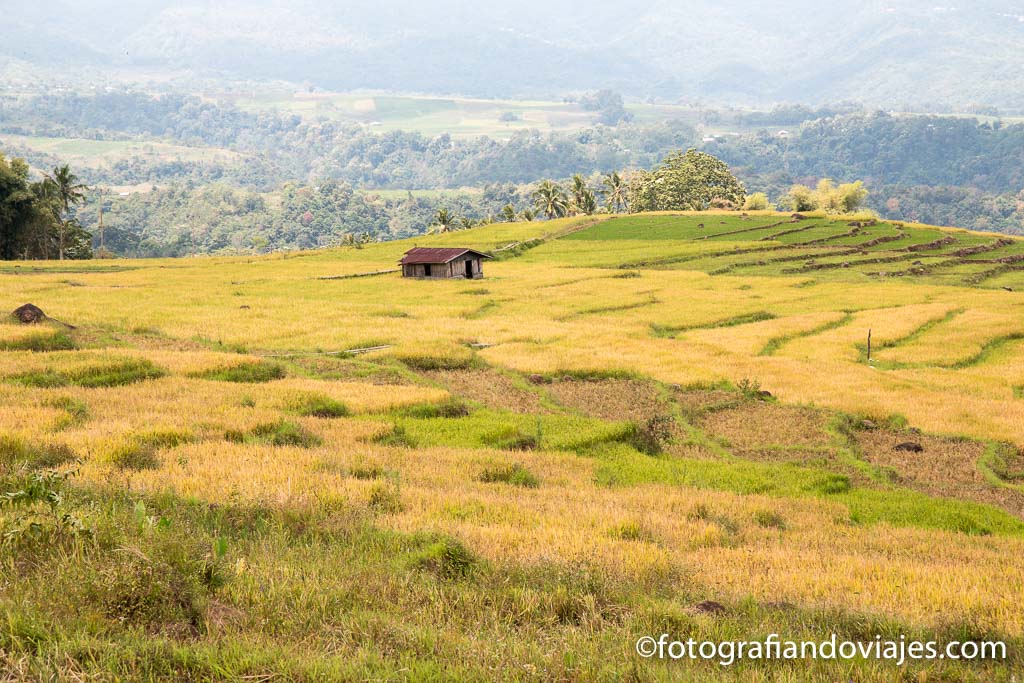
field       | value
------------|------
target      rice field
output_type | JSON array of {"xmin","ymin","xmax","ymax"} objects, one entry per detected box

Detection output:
[{"xmin": 1, "ymin": 211, "xmax": 1023, "ymax": 680}]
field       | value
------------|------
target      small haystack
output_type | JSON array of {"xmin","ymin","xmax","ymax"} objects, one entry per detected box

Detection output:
[{"xmin": 12, "ymin": 303, "xmax": 46, "ymax": 324}]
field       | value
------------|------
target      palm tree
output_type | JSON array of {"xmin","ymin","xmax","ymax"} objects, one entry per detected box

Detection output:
[
  {"xmin": 429, "ymin": 207, "xmax": 458, "ymax": 233},
  {"xmin": 578, "ymin": 188, "xmax": 598, "ymax": 215},
  {"xmin": 519, "ymin": 208, "xmax": 536, "ymax": 222},
  {"xmin": 44, "ymin": 165, "xmax": 88, "ymax": 260},
  {"xmin": 601, "ymin": 171, "xmax": 627, "ymax": 213},
  {"xmin": 501, "ymin": 204, "xmax": 517, "ymax": 222},
  {"xmin": 569, "ymin": 174, "xmax": 590, "ymax": 215},
  {"xmin": 532, "ymin": 180, "xmax": 568, "ymax": 219}
]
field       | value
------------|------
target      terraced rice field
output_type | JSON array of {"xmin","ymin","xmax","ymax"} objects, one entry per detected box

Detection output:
[{"xmin": 2, "ymin": 211, "xmax": 1023, "ymax": 680}]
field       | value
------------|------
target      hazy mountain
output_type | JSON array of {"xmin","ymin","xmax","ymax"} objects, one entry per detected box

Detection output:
[{"xmin": 3, "ymin": 0, "xmax": 1023, "ymax": 109}]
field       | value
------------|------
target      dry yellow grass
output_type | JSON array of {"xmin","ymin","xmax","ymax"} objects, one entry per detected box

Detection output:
[{"xmin": 4, "ymin": 213, "xmax": 1024, "ymax": 672}]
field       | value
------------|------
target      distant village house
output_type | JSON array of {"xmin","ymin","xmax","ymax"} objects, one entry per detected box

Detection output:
[{"xmin": 400, "ymin": 247, "xmax": 491, "ymax": 279}]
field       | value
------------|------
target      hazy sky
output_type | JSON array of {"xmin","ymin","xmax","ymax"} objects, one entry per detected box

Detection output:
[{"xmin": 4, "ymin": 1, "xmax": 1023, "ymax": 108}]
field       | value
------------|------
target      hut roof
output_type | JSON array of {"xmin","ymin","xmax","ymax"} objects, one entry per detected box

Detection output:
[{"xmin": 399, "ymin": 247, "xmax": 491, "ymax": 265}]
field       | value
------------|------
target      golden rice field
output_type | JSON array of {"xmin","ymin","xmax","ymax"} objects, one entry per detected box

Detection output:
[{"xmin": 2, "ymin": 211, "xmax": 1024, "ymax": 680}]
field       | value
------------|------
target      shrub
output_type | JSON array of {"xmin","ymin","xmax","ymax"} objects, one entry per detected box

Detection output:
[
  {"xmin": 194, "ymin": 361, "xmax": 286, "ymax": 383},
  {"xmin": 104, "ymin": 441, "xmax": 161, "ymax": 471},
  {"xmin": 688, "ymin": 503, "xmax": 710, "ymax": 521},
  {"xmin": 410, "ymin": 536, "xmax": 477, "ymax": 579},
  {"xmin": 373, "ymin": 424, "xmax": 417, "ymax": 448},
  {"xmin": 629, "ymin": 415, "xmax": 674, "ymax": 455},
  {"xmin": 742, "ymin": 192, "xmax": 772, "ymax": 211},
  {"xmin": 87, "ymin": 544, "xmax": 204, "ymax": 628},
  {"xmin": 349, "ymin": 465, "xmax": 384, "ymax": 480},
  {"xmin": 736, "ymin": 377, "xmax": 772, "ymax": 401},
  {"xmin": 367, "ymin": 483, "xmax": 403, "ymax": 513},
  {"xmin": 478, "ymin": 463, "xmax": 540, "ymax": 488},
  {"xmin": 0, "ymin": 434, "xmax": 76, "ymax": 470},
  {"xmin": 608, "ymin": 521, "xmax": 656, "ymax": 543},
  {"xmin": 753, "ymin": 510, "xmax": 787, "ymax": 530},
  {"xmin": 483, "ymin": 428, "xmax": 539, "ymax": 451},
  {"xmin": 46, "ymin": 396, "xmax": 89, "ymax": 430}
]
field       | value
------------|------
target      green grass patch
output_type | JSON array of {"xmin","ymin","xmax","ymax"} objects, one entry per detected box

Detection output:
[
  {"xmin": 408, "ymin": 534, "xmax": 478, "ymax": 579},
  {"xmin": 0, "ymin": 330, "xmax": 76, "ymax": 352},
  {"xmin": 348, "ymin": 464, "xmax": 385, "ymax": 480},
  {"xmin": 384, "ymin": 409, "xmax": 632, "ymax": 453},
  {"xmin": 478, "ymin": 463, "xmax": 540, "ymax": 488},
  {"xmin": 0, "ymin": 434, "xmax": 76, "ymax": 470},
  {"xmin": 103, "ymin": 442, "xmax": 161, "ymax": 471},
  {"xmin": 136, "ymin": 429, "xmax": 194, "ymax": 450},
  {"xmin": 193, "ymin": 361, "xmax": 286, "ymax": 383},
  {"xmin": 45, "ymin": 396, "xmax": 90, "ymax": 430},
  {"xmin": 594, "ymin": 445, "xmax": 1024, "ymax": 537},
  {"xmin": 396, "ymin": 398, "xmax": 471, "ymax": 419},
  {"xmin": 607, "ymin": 521, "xmax": 657, "ymax": 543},
  {"xmin": 753, "ymin": 510, "xmax": 788, "ymax": 530},
  {"xmin": 287, "ymin": 393, "xmax": 351, "ymax": 418},
  {"xmin": 652, "ymin": 311, "xmax": 776, "ymax": 338},
  {"xmin": 395, "ymin": 353, "xmax": 481, "ymax": 372},
  {"xmin": 372, "ymin": 424, "xmax": 417, "ymax": 448},
  {"xmin": 9, "ymin": 359, "xmax": 165, "ymax": 388},
  {"xmin": 225, "ymin": 421, "xmax": 321, "ymax": 448}
]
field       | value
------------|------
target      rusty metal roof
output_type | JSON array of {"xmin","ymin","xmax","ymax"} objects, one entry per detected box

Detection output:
[{"xmin": 399, "ymin": 247, "xmax": 491, "ymax": 265}]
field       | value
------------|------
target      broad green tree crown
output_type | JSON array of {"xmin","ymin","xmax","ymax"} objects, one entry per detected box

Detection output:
[{"xmin": 627, "ymin": 150, "xmax": 746, "ymax": 212}]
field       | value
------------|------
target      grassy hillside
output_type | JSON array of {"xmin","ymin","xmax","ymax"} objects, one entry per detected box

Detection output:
[{"xmin": 1, "ymin": 212, "xmax": 1022, "ymax": 679}]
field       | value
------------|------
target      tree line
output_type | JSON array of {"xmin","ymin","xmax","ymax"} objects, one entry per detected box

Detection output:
[
  {"xmin": 429, "ymin": 150, "xmax": 868, "ymax": 232},
  {"xmin": 6, "ymin": 92, "xmax": 1024, "ymax": 233},
  {"xmin": 0, "ymin": 154, "xmax": 91, "ymax": 260}
]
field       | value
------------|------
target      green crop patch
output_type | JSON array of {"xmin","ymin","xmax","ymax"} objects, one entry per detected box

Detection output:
[
  {"xmin": 0, "ymin": 331, "xmax": 76, "ymax": 352},
  {"xmin": 9, "ymin": 359, "xmax": 165, "ymax": 388},
  {"xmin": 192, "ymin": 361, "xmax": 286, "ymax": 383}
]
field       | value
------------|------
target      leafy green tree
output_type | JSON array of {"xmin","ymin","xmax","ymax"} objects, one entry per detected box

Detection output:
[
  {"xmin": 0, "ymin": 154, "xmax": 91, "ymax": 260},
  {"xmin": 532, "ymin": 180, "xmax": 569, "ymax": 219},
  {"xmin": 625, "ymin": 169, "xmax": 657, "ymax": 214},
  {"xmin": 835, "ymin": 180, "xmax": 869, "ymax": 213},
  {"xmin": 601, "ymin": 171, "xmax": 628, "ymax": 213},
  {"xmin": 782, "ymin": 179, "xmax": 868, "ymax": 214},
  {"xmin": 626, "ymin": 150, "xmax": 746, "ymax": 212},
  {"xmin": 742, "ymin": 192, "xmax": 772, "ymax": 211},
  {"xmin": 0, "ymin": 154, "xmax": 37, "ymax": 260},
  {"xmin": 781, "ymin": 184, "xmax": 818, "ymax": 212}
]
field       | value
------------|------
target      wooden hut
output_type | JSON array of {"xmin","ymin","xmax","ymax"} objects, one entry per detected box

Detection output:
[{"xmin": 399, "ymin": 247, "xmax": 490, "ymax": 279}]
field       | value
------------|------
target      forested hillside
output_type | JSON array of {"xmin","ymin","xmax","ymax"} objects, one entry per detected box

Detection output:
[{"xmin": 4, "ymin": 91, "xmax": 1024, "ymax": 256}]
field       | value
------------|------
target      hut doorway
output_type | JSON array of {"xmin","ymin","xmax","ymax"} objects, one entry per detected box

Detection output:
[{"xmin": 464, "ymin": 260, "xmax": 474, "ymax": 278}]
